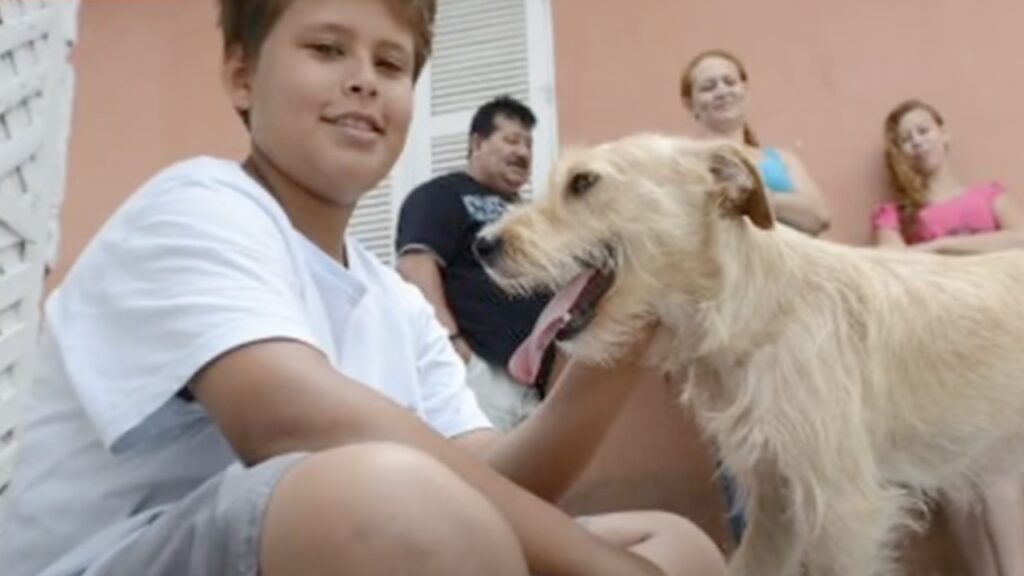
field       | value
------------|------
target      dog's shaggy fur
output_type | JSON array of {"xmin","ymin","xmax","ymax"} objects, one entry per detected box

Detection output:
[{"xmin": 478, "ymin": 134, "xmax": 1024, "ymax": 576}]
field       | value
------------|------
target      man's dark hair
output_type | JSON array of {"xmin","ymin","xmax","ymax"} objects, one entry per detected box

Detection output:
[{"xmin": 469, "ymin": 95, "xmax": 536, "ymax": 139}]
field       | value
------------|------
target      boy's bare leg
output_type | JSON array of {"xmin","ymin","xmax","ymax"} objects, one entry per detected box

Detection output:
[
  {"xmin": 261, "ymin": 443, "xmax": 530, "ymax": 576},
  {"xmin": 579, "ymin": 511, "xmax": 727, "ymax": 576}
]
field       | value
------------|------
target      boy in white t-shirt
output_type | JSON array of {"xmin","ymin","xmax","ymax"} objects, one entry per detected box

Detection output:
[{"xmin": 0, "ymin": 1, "xmax": 725, "ymax": 575}]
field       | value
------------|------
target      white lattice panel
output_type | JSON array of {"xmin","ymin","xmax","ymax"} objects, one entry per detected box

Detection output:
[{"xmin": 0, "ymin": 0, "xmax": 77, "ymax": 504}]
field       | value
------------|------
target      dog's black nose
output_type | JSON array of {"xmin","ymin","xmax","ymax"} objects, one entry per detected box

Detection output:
[{"xmin": 473, "ymin": 234, "xmax": 503, "ymax": 264}]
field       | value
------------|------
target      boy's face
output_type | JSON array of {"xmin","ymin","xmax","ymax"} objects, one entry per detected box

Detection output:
[{"xmin": 224, "ymin": 0, "xmax": 415, "ymax": 205}]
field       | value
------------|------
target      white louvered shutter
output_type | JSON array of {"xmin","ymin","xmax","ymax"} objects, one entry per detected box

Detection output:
[
  {"xmin": 0, "ymin": 0, "xmax": 77, "ymax": 503},
  {"xmin": 347, "ymin": 0, "xmax": 557, "ymax": 262},
  {"xmin": 415, "ymin": 0, "xmax": 557, "ymax": 195},
  {"xmin": 427, "ymin": 0, "xmax": 532, "ymax": 180}
]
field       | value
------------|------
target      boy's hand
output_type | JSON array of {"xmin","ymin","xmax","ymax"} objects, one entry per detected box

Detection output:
[
  {"xmin": 482, "ymin": 319, "xmax": 667, "ymax": 502},
  {"xmin": 565, "ymin": 318, "xmax": 666, "ymax": 383}
]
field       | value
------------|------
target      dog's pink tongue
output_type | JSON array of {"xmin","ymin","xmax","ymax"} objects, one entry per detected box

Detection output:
[{"xmin": 509, "ymin": 270, "xmax": 595, "ymax": 384}]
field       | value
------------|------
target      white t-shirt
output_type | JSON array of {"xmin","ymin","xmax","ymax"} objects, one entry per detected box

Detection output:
[{"xmin": 0, "ymin": 157, "xmax": 492, "ymax": 576}]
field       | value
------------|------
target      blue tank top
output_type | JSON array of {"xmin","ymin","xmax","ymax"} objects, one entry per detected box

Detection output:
[{"xmin": 758, "ymin": 147, "xmax": 795, "ymax": 193}]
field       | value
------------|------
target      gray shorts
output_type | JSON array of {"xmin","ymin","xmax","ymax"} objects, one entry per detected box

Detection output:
[{"xmin": 43, "ymin": 453, "xmax": 306, "ymax": 576}]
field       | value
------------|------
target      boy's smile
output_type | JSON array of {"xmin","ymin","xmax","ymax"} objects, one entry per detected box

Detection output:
[{"xmin": 323, "ymin": 110, "xmax": 386, "ymax": 147}]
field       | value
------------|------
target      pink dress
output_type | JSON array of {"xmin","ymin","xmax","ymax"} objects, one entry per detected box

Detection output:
[{"xmin": 872, "ymin": 182, "xmax": 1006, "ymax": 244}]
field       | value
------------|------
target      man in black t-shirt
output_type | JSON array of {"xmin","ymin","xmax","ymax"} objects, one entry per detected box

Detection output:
[{"xmin": 396, "ymin": 96, "xmax": 551, "ymax": 431}]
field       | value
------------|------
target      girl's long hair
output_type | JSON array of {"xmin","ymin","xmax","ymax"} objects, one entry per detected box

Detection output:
[{"xmin": 883, "ymin": 99, "xmax": 945, "ymax": 239}]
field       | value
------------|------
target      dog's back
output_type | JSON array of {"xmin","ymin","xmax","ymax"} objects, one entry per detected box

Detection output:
[{"xmin": 766, "ymin": 233, "xmax": 1024, "ymax": 488}]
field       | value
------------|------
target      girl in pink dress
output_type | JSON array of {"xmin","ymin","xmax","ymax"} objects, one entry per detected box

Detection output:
[
  {"xmin": 875, "ymin": 100, "xmax": 1024, "ymax": 253},
  {"xmin": 874, "ymin": 99, "xmax": 1024, "ymax": 576}
]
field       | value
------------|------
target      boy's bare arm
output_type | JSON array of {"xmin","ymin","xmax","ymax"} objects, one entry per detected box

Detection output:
[
  {"xmin": 471, "ymin": 359, "xmax": 654, "ymax": 502},
  {"xmin": 190, "ymin": 340, "xmax": 662, "ymax": 576}
]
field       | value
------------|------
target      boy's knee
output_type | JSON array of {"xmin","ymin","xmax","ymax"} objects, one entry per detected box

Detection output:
[
  {"xmin": 315, "ymin": 441, "xmax": 450, "ymax": 480},
  {"xmin": 583, "ymin": 510, "xmax": 726, "ymax": 576},
  {"xmin": 273, "ymin": 441, "xmax": 481, "ymax": 519},
  {"xmin": 651, "ymin": 513, "xmax": 726, "ymax": 576},
  {"xmin": 261, "ymin": 443, "xmax": 528, "ymax": 576}
]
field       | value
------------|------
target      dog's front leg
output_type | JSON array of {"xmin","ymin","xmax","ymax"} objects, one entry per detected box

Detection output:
[
  {"xmin": 801, "ymin": 480, "xmax": 906, "ymax": 576},
  {"xmin": 727, "ymin": 467, "xmax": 804, "ymax": 576}
]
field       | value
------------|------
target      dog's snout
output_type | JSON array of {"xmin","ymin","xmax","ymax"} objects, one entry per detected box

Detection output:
[{"xmin": 473, "ymin": 234, "xmax": 503, "ymax": 265}]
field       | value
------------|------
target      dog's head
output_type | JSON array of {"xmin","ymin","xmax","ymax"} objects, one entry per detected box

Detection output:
[{"xmin": 476, "ymin": 134, "xmax": 772, "ymax": 366}]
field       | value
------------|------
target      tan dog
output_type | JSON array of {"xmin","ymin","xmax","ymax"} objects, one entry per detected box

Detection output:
[{"xmin": 474, "ymin": 134, "xmax": 1024, "ymax": 576}]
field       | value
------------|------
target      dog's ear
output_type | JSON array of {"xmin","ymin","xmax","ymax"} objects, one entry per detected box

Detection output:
[{"xmin": 708, "ymin": 146, "xmax": 774, "ymax": 230}]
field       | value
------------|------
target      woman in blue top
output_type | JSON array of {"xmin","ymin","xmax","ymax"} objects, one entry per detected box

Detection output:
[{"xmin": 681, "ymin": 49, "xmax": 831, "ymax": 236}]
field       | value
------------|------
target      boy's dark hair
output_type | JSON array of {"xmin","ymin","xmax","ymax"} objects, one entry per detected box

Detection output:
[
  {"xmin": 469, "ymin": 95, "xmax": 537, "ymax": 140},
  {"xmin": 217, "ymin": 0, "xmax": 437, "ymax": 78}
]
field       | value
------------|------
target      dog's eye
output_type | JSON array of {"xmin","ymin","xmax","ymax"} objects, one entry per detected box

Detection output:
[{"xmin": 568, "ymin": 171, "xmax": 601, "ymax": 196}]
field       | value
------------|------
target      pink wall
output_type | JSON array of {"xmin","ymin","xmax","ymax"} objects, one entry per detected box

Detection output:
[
  {"xmin": 59, "ymin": 0, "xmax": 1024, "ymax": 276},
  {"xmin": 53, "ymin": 0, "xmax": 245, "ymax": 286},
  {"xmin": 548, "ymin": 5, "xmax": 1023, "ymax": 566},
  {"xmin": 551, "ymin": 0, "xmax": 1024, "ymax": 244}
]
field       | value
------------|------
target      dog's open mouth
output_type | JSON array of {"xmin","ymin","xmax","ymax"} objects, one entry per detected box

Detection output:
[
  {"xmin": 554, "ymin": 267, "xmax": 616, "ymax": 341},
  {"xmin": 507, "ymin": 264, "xmax": 616, "ymax": 384}
]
